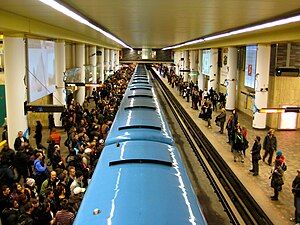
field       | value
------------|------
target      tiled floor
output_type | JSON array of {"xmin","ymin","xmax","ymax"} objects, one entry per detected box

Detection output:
[{"xmin": 155, "ymin": 69, "xmax": 299, "ymax": 225}]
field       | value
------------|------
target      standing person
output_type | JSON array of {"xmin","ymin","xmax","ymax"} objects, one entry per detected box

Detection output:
[
  {"xmin": 13, "ymin": 131, "xmax": 29, "ymax": 151},
  {"xmin": 232, "ymin": 128, "xmax": 245, "ymax": 163},
  {"xmin": 50, "ymin": 129, "xmax": 61, "ymax": 146},
  {"xmin": 250, "ymin": 136, "xmax": 262, "ymax": 176},
  {"xmin": 263, "ymin": 129, "xmax": 277, "ymax": 166},
  {"xmin": 186, "ymin": 86, "xmax": 191, "ymax": 102},
  {"xmin": 270, "ymin": 158, "xmax": 285, "ymax": 201},
  {"xmin": 232, "ymin": 109, "xmax": 239, "ymax": 126},
  {"xmin": 48, "ymin": 114, "xmax": 55, "ymax": 133},
  {"xmin": 226, "ymin": 115, "xmax": 234, "ymax": 144},
  {"xmin": 216, "ymin": 108, "xmax": 226, "ymax": 134},
  {"xmin": 34, "ymin": 121, "xmax": 43, "ymax": 148},
  {"xmin": 292, "ymin": 170, "xmax": 300, "ymax": 225},
  {"xmin": 206, "ymin": 103, "xmax": 213, "ymax": 129},
  {"xmin": 241, "ymin": 126, "xmax": 249, "ymax": 156}
]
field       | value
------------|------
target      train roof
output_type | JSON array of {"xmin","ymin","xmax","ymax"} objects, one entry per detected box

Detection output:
[{"xmin": 74, "ymin": 141, "xmax": 206, "ymax": 225}]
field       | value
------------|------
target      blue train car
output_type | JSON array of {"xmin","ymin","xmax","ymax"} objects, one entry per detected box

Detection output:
[
  {"xmin": 74, "ymin": 141, "xmax": 207, "ymax": 225},
  {"xmin": 73, "ymin": 64, "xmax": 207, "ymax": 225}
]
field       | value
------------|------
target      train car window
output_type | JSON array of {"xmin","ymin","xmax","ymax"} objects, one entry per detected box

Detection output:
[
  {"xmin": 118, "ymin": 125, "xmax": 161, "ymax": 131},
  {"xmin": 109, "ymin": 159, "xmax": 172, "ymax": 167},
  {"xmin": 124, "ymin": 106, "xmax": 156, "ymax": 110},
  {"xmin": 128, "ymin": 95, "xmax": 153, "ymax": 98}
]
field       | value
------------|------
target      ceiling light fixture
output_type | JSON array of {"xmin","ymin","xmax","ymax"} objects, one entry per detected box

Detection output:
[
  {"xmin": 38, "ymin": 0, "xmax": 133, "ymax": 50},
  {"xmin": 162, "ymin": 39, "xmax": 204, "ymax": 50},
  {"xmin": 162, "ymin": 14, "xmax": 300, "ymax": 50}
]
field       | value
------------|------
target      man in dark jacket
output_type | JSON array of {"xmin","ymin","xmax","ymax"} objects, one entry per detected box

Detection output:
[
  {"xmin": 292, "ymin": 170, "xmax": 300, "ymax": 224},
  {"xmin": 250, "ymin": 136, "xmax": 262, "ymax": 176},
  {"xmin": 13, "ymin": 131, "xmax": 29, "ymax": 151},
  {"xmin": 263, "ymin": 129, "xmax": 277, "ymax": 166}
]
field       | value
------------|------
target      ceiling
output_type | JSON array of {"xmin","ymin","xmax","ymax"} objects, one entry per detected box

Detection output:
[{"xmin": 0, "ymin": 0, "xmax": 300, "ymax": 49}]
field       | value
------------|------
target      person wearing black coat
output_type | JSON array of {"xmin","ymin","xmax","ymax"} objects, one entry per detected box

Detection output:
[
  {"xmin": 34, "ymin": 121, "xmax": 43, "ymax": 147},
  {"xmin": 292, "ymin": 170, "xmax": 300, "ymax": 224},
  {"xmin": 250, "ymin": 136, "xmax": 262, "ymax": 176},
  {"xmin": 13, "ymin": 131, "xmax": 29, "ymax": 151},
  {"xmin": 263, "ymin": 129, "xmax": 277, "ymax": 166},
  {"xmin": 216, "ymin": 108, "xmax": 226, "ymax": 133}
]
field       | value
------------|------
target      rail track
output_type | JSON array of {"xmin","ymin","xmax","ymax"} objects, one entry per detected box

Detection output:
[{"xmin": 150, "ymin": 68, "xmax": 273, "ymax": 225}]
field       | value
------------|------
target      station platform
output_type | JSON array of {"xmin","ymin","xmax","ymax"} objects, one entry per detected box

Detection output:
[{"xmin": 153, "ymin": 68, "xmax": 300, "ymax": 225}]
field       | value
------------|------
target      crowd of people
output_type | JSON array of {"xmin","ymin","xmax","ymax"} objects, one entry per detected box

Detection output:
[
  {"xmin": 0, "ymin": 65, "xmax": 134, "ymax": 225},
  {"xmin": 161, "ymin": 64, "xmax": 300, "ymax": 224}
]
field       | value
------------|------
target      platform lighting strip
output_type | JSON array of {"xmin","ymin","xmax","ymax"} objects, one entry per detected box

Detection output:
[
  {"xmin": 162, "ymin": 14, "xmax": 300, "ymax": 50},
  {"xmin": 38, "ymin": 0, "xmax": 133, "ymax": 50}
]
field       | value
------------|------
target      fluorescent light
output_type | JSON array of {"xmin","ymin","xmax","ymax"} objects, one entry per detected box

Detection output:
[
  {"xmin": 163, "ymin": 14, "xmax": 300, "ymax": 50},
  {"xmin": 38, "ymin": 0, "xmax": 133, "ymax": 50},
  {"xmin": 162, "ymin": 39, "xmax": 204, "ymax": 50}
]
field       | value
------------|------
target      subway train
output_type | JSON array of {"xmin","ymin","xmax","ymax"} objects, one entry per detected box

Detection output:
[{"xmin": 74, "ymin": 64, "xmax": 207, "ymax": 225}]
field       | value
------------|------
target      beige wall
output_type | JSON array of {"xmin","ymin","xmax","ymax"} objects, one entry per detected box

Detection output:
[
  {"xmin": 267, "ymin": 76, "xmax": 300, "ymax": 129},
  {"xmin": 27, "ymin": 94, "xmax": 53, "ymax": 129},
  {"xmin": 236, "ymin": 69, "xmax": 254, "ymax": 117}
]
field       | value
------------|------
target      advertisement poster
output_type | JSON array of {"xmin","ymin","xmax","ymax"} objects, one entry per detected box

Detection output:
[
  {"xmin": 202, "ymin": 49, "xmax": 211, "ymax": 75},
  {"xmin": 244, "ymin": 45, "xmax": 257, "ymax": 88}
]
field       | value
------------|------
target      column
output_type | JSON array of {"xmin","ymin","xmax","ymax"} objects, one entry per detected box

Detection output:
[
  {"xmin": 75, "ymin": 44, "xmax": 85, "ymax": 105},
  {"xmin": 98, "ymin": 47, "xmax": 105, "ymax": 82},
  {"xmin": 183, "ymin": 50, "xmax": 189, "ymax": 82},
  {"xmin": 104, "ymin": 49, "xmax": 110, "ymax": 79},
  {"xmin": 115, "ymin": 50, "xmax": 120, "ymax": 71},
  {"xmin": 89, "ymin": 46, "xmax": 97, "ymax": 83},
  {"xmin": 3, "ymin": 37, "xmax": 28, "ymax": 147},
  {"xmin": 208, "ymin": 48, "xmax": 218, "ymax": 91},
  {"xmin": 189, "ymin": 50, "xmax": 198, "ymax": 83},
  {"xmin": 72, "ymin": 44, "xmax": 76, "ymax": 68},
  {"xmin": 197, "ymin": 50, "xmax": 204, "ymax": 90},
  {"xmin": 65, "ymin": 43, "xmax": 73, "ymax": 69},
  {"xmin": 53, "ymin": 41, "xmax": 66, "ymax": 127},
  {"xmin": 110, "ymin": 49, "xmax": 115, "ymax": 73},
  {"xmin": 174, "ymin": 51, "xmax": 180, "ymax": 75},
  {"xmin": 225, "ymin": 47, "xmax": 237, "ymax": 110},
  {"xmin": 253, "ymin": 44, "xmax": 271, "ymax": 129}
]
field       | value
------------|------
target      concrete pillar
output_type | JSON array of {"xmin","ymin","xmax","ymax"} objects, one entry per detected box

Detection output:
[
  {"xmin": 65, "ymin": 43, "xmax": 73, "ymax": 69},
  {"xmin": 75, "ymin": 44, "xmax": 85, "ymax": 105},
  {"xmin": 53, "ymin": 41, "xmax": 66, "ymax": 127},
  {"xmin": 189, "ymin": 50, "xmax": 198, "ymax": 83},
  {"xmin": 3, "ymin": 37, "xmax": 28, "ymax": 147},
  {"xmin": 89, "ymin": 46, "xmax": 97, "ymax": 83},
  {"xmin": 115, "ymin": 50, "xmax": 120, "ymax": 71},
  {"xmin": 174, "ymin": 51, "xmax": 180, "ymax": 75},
  {"xmin": 104, "ymin": 49, "xmax": 110, "ymax": 79},
  {"xmin": 183, "ymin": 50, "xmax": 189, "ymax": 82},
  {"xmin": 197, "ymin": 50, "xmax": 204, "ymax": 91},
  {"xmin": 72, "ymin": 44, "xmax": 76, "ymax": 68},
  {"xmin": 97, "ymin": 47, "xmax": 105, "ymax": 82},
  {"xmin": 225, "ymin": 47, "xmax": 238, "ymax": 110},
  {"xmin": 253, "ymin": 44, "xmax": 271, "ymax": 129},
  {"xmin": 208, "ymin": 48, "xmax": 218, "ymax": 91},
  {"xmin": 110, "ymin": 49, "xmax": 115, "ymax": 73}
]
